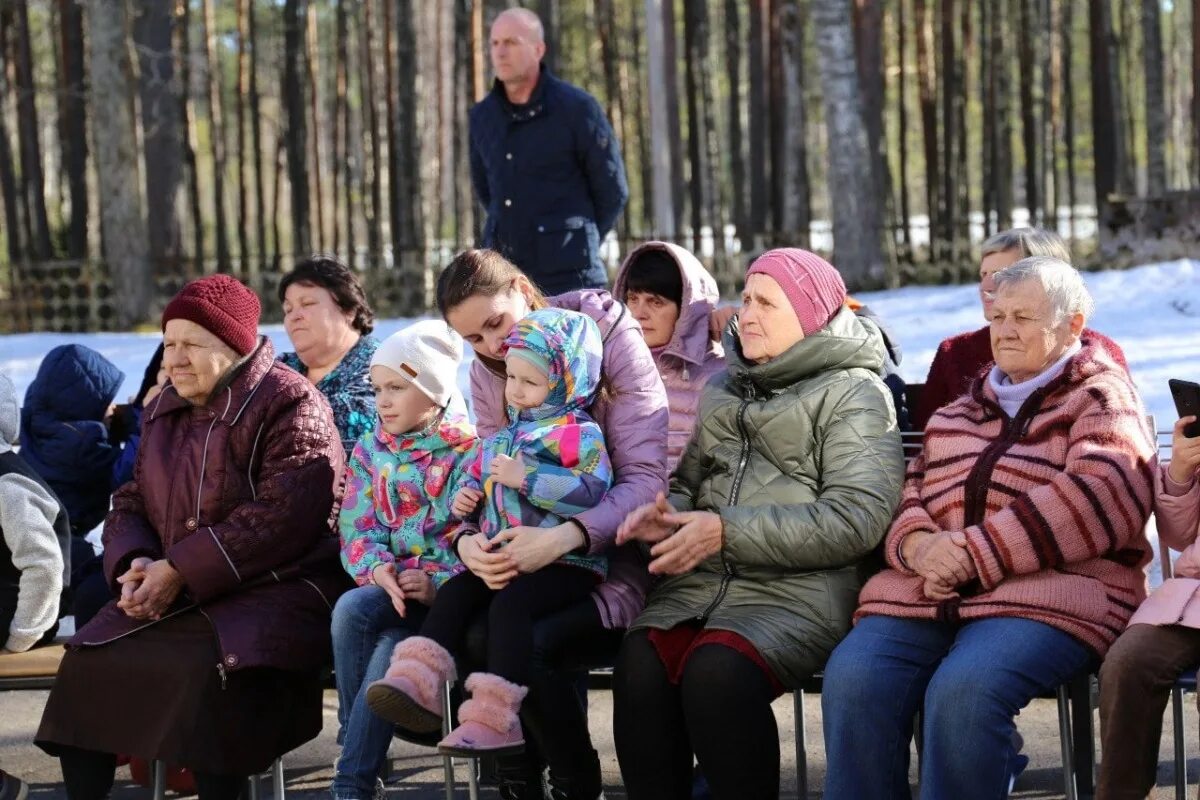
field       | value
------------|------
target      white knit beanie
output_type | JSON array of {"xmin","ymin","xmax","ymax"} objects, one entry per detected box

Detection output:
[{"xmin": 370, "ymin": 321, "xmax": 465, "ymax": 407}]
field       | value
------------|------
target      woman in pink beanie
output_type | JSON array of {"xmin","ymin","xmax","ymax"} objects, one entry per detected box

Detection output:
[
  {"xmin": 614, "ymin": 248, "xmax": 905, "ymax": 799},
  {"xmin": 36, "ymin": 274, "xmax": 349, "ymax": 800}
]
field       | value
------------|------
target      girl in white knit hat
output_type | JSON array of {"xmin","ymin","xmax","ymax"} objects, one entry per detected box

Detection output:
[{"xmin": 331, "ymin": 320, "xmax": 479, "ymax": 800}]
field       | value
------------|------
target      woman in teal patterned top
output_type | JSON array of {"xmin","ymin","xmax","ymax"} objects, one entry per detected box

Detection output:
[{"xmin": 278, "ymin": 256, "xmax": 380, "ymax": 452}]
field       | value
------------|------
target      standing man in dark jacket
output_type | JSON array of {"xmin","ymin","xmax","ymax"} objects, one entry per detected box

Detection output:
[{"xmin": 469, "ymin": 8, "xmax": 628, "ymax": 296}]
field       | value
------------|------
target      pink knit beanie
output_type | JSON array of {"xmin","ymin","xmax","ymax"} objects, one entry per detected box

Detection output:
[
  {"xmin": 162, "ymin": 274, "xmax": 261, "ymax": 355},
  {"xmin": 746, "ymin": 248, "xmax": 847, "ymax": 335}
]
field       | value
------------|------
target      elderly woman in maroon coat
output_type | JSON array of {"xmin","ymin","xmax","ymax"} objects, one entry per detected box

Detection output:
[{"xmin": 37, "ymin": 275, "xmax": 348, "ymax": 800}]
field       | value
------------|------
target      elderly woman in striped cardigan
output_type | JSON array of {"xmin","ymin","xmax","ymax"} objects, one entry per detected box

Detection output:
[{"xmin": 821, "ymin": 256, "xmax": 1156, "ymax": 800}]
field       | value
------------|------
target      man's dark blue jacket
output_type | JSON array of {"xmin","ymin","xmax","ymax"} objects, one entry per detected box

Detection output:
[{"xmin": 470, "ymin": 65, "xmax": 629, "ymax": 296}]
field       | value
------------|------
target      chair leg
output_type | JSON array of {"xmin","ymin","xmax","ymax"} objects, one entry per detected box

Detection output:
[
  {"xmin": 246, "ymin": 773, "xmax": 262, "ymax": 800},
  {"xmin": 442, "ymin": 681, "xmax": 456, "ymax": 800},
  {"xmin": 1056, "ymin": 684, "xmax": 1078, "ymax": 800},
  {"xmin": 794, "ymin": 690, "xmax": 808, "ymax": 800},
  {"xmin": 272, "ymin": 757, "xmax": 286, "ymax": 800},
  {"xmin": 151, "ymin": 760, "xmax": 166, "ymax": 800},
  {"xmin": 1070, "ymin": 674, "xmax": 1097, "ymax": 797},
  {"xmin": 1172, "ymin": 685, "xmax": 1186, "ymax": 800},
  {"xmin": 465, "ymin": 759, "xmax": 479, "ymax": 800}
]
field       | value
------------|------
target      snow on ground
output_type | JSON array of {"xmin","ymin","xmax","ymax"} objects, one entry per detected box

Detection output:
[
  {"xmin": 6, "ymin": 258, "xmax": 1195, "ymax": 427},
  {"xmin": 2, "ymin": 258, "xmax": 1197, "ymax": 580}
]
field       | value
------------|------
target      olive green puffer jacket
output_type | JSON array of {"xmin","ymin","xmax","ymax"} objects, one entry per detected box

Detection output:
[{"xmin": 631, "ymin": 306, "xmax": 905, "ymax": 687}]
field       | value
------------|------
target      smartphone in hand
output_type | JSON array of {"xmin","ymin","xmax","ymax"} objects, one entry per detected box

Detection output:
[{"xmin": 1168, "ymin": 378, "xmax": 1200, "ymax": 438}]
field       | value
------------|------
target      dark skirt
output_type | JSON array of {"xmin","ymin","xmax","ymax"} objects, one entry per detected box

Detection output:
[{"xmin": 35, "ymin": 610, "xmax": 322, "ymax": 776}]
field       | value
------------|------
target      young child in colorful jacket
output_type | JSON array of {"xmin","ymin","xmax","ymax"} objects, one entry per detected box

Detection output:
[
  {"xmin": 331, "ymin": 321, "xmax": 477, "ymax": 800},
  {"xmin": 367, "ymin": 308, "xmax": 613, "ymax": 758}
]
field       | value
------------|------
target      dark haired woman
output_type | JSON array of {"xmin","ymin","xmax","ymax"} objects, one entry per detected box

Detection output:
[
  {"xmin": 278, "ymin": 256, "xmax": 380, "ymax": 451},
  {"xmin": 434, "ymin": 248, "xmax": 669, "ymax": 800}
]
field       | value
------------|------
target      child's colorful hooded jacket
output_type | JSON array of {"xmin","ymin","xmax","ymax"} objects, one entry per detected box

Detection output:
[
  {"xmin": 461, "ymin": 308, "xmax": 613, "ymax": 577},
  {"xmin": 339, "ymin": 413, "xmax": 477, "ymax": 587}
]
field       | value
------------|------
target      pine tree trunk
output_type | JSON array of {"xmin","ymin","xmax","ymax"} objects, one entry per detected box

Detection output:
[
  {"xmin": 536, "ymin": 0, "xmax": 560, "ymax": 74},
  {"xmin": 331, "ymin": 0, "xmax": 347, "ymax": 256},
  {"xmin": 199, "ymin": 0, "xmax": 230, "ymax": 271},
  {"xmin": 1018, "ymin": 0, "xmax": 1039, "ymax": 226},
  {"xmin": 913, "ymin": 0, "xmax": 939, "ymax": 257},
  {"xmin": 940, "ymin": 0, "xmax": 958, "ymax": 256},
  {"xmin": 177, "ymin": 0, "xmax": 204, "ymax": 270},
  {"xmin": 853, "ymin": 0, "xmax": 889, "ymax": 208},
  {"xmin": 772, "ymin": 0, "xmax": 811, "ymax": 245},
  {"xmin": 956, "ymin": 0, "xmax": 971, "ymax": 252},
  {"xmin": 1062, "ymin": 0, "xmax": 1077, "ymax": 238},
  {"xmin": 980, "ymin": 0, "xmax": 993, "ymax": 236},
  {"xmin": 813, "ymin": 0, "xmax": 886, "ymax": 287},
  {"xmin": 0, "ymin": 16, "xmax": 22, "ymax": 263},
  {"xmin": 1089, "ymin": 0, "xmax": 1125, "ymax": 214},
  {"xmin": 236, "ymin": 0, "xmax": 253, "ymax": 274},
  {"xmin": 724, "ymin": 0, "xmax": 746, "ymax": 240},
  {"xmin": 748, "ymin": 0, "xmax": 768, "ymax": 244},
  {"xmin": 283, "ymin": 0, "xmax": 311, "ymax": 257},
  {"xmin": 644, "ymin": 0, "xmax": 675, "ymax": 237},
  {"xmin": 662, "ymin": 0, "xmax": 685, "ymax": 231},
  {"xmin": 630, "ymin": 3, "xmax": 653, "ymax": 233},
  {"xmin": 88, "ymin": 0, "xmax": 150, "ymax": 328},
  {"xmin": 134, "ymin": 1, "xmax": 182, "ymax": 276},
  {"xmin": 306, "ymin": 5, "xmax": 324, "ymax": 253},
  {"xmin": 1117, "ymin": 0, "xmax": 1137, "ymax": 194},
  {"xmin": 12, "ymin": 3, "xmax": 52, "ymax": 260},
  {"xmin": 683, "ymin": 0, "xmax": 706, "ymax": 254},
  {"xmin": 1142, "ymin": 0, "xmax": 1167, "ymax": 195},
  {"xmin": 248, "ymin": 0, "xmax": 267, "ymax": 273},
  {"xmin": 597, "ymin": 0, "xmax": 630, "ymax": 235},
  {"xmin": 57, "ymin": 0, "xmax": 88, "ymax": 259},
  {"xmin": 383, "ymin": 0, "xmax": 401, "ymax": 258},
  {"xmin": 340, "ymin": 0, "xmax": 356, "ymax": 262},
  {"xmin": 360, "ymin": 0, "xmax": 382, "ymax": 263},
  {"xmin": 995, "ymin": 0, "xmax": 1014, "ymax": 229},
  {"xmin": 1193, "ymin": 0, "xmax": 1199, "ymax": 187},
  {"xmin": 454, "ymin": 0, "xmax": 473, "ymax": 247},
  {"xmin": 897, "ymin": 0, "xmax": 912, "ymax": 248}
]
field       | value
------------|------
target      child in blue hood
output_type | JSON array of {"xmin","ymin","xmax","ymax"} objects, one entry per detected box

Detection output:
[{"xmin": 367, "ymin": 308, "xmax": 612, "ymax": 759}]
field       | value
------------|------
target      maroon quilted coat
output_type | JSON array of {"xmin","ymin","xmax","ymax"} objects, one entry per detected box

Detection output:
[{"xmin": 72, "ymin": 338, "xmax": 350, "ymax": 673}]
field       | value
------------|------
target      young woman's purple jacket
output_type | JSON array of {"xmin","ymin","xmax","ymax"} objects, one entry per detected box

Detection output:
[{"xmin": 468, "ymin": 289, "xmax": 669, "ymax": 629}]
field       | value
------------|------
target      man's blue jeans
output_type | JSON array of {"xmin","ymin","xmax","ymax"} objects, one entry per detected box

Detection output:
[
  {"xmin": 822, "ymin": 615, "xmax": 1092, "ymax": 800},
  {"xmin": 330, "ymin": 586, "xmax": 426, "ymax": 800}
]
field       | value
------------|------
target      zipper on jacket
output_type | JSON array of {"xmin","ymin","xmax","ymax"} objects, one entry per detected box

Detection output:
[{"xmin": 698, "ymin": 398, "xmax": 752, "ymax": 622}]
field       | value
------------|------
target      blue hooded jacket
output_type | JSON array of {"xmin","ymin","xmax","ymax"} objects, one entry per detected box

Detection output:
[{"xmin": 20, "ymin": 345, "xmax": 124, "ymax": 535}]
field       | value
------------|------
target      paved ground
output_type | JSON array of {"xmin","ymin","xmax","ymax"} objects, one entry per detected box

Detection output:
[{"xmin": 2, "ymin": 686, "xmax": 1198, "ymax": 799}]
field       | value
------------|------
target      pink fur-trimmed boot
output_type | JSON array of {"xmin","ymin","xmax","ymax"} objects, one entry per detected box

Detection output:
[
  {"xmin": 365, "ymin": 636, "xmax": 456, "ymax": 734},
  {"xmin": 437, "ymin": 672, "xmax": 528, "ymax": 757}
]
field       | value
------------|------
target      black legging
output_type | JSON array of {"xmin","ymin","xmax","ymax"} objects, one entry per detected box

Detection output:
[
  {"xmin": 463, "ymin": 598, "xmax": 624, "ymax": 796},
  {"xmin": 613, "ymin": 629, "xmax": 781, "ymax": 800},
  {"xmin": 421, "ymin": 564, "xmax": 597, "ymax": 686},
  {"xmin": 59, "ymin": 746, "xmax": 245, "ymax": 800}
]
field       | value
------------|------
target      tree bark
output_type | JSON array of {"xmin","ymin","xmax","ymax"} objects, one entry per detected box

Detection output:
[
  {"xmin": 199, "ymin": 0, "xmax": 230, "ymax": 271},
  {"xmin": 306, "ymin": 4, "xmax": 324, "ymax": 253},
  {"xmin": 391, "ymin": 0, "xmax": 424, "ymax": 253},
  {"xmin": 748, "ymin": 0, "xmax": 768, "ymax": 243},
  {"xmin": 897, "ymin": 0, "xmax": 912, "ymax": 247},
  {"xmin": 57, "ymin": 0, "xmax": 88, "ymax": 259},
  {"xmin": 1018, "ymin": 0, "xmax": 1039, "ymax": 226},
  {"xmin": 248, "ymin": 0, "xmax": 267, "ymax": 272},
  {"xmin": 283, "ymin": 0, "xmax": 311, "ymax": 257},
  {"xmin": 724, "ymin": 0, "xmax": 746, "ymax": 240},
  {"xmin": 940, "ymin": 0, "xmax": 958, "ymax": 254},
  {"xmin": 236, "ymin": 0, "xmax": 253, "ymax": 272},
  {"xmin": 360, "ymin": 0, "xmax": 382, "ymax": 263},
  {"xmin": 683, "ymin": 0, "xmax": 716, "ymax": 254},
  {"xmin": 1062, "ymin": 0, "xmax": 1077, "ymax": 237},
  {"xmin": 1089, "ymin": 0, "xmax": 1127, "ymax": 213},
  {"xmin": 0, "ymin": 13, "xmax": 22, "ymax": 262},
  {"xmin": 177, "ymin": 0, "xmax": 204, "ymax": 270},
  {"xmin": 913, "ymin": 0, "xmax": 939, "ymax": 255},
  {"xmin": 1142, "ymin": 0, "xmax": 1167, "ymax": 195},
  {"xmin": 88, "ymin": 0, "xmax": 151, "ymax": 327},
  {"xmin": 12, "ymin": 3, "xmax": 52, "ymax": 260},
  {"xmin": 643, "ymin": 0, "xmax": 674, "ymax": 237},
  {"xmin": 535, "ymin": 0, "xmax": 560, "ymax": 74},
  {"xmin": 853, "ymin": 0, "xmax": 889, "ymax": 208},
  {"xmin": 383, "ymin": 0, "xmax": 401, "ymax": 257},
  {"xmin": 813, "ymin": 0, "xmax": 887, "ymax": 288},
  {"xmin": 772, "ymin": 0, "xmax": 811, "ymax": 244},
  {"xmin": 662, "ymin": 0, "xmax": 685, "ymax": 230},
  {"xmin": 1193, "ymin": 0, "xmax": 1199, "ymax": 187},
  {"xmin": 134, "ymin": 1, "xmax": 182, "ymax": 275}
]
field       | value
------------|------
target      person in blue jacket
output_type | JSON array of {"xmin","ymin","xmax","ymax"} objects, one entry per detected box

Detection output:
[{"xmin": 469, "ymin": 7, "xmax": 628, "ymax": 296}]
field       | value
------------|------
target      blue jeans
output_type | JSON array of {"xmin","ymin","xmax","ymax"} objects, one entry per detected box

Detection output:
[
  {"xmin": 821, "ymin": 615, "xmax": 1092, "ymax": 800},
  {"xmin": 330, "ymin": 586, "xmax": 426, "ymax": 800}
]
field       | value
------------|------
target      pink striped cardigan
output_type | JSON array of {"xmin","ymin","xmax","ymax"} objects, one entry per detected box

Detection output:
[{"xmin": 856, "ymin": 343, "xmax": 1157, "ymax": 656}]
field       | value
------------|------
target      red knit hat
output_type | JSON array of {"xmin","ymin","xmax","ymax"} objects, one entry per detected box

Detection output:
[
  {"xmin": 746, "ymin": 248, "xmax": 847, "ymax": 335},
  {"xmin": 161, "ymin": 274, "xmax": 261, "ymax": 355}
]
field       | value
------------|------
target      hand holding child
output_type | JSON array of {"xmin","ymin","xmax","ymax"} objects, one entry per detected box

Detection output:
[
  {"xmin": 489, "ymin": 454, "xmax": 526, "ymax": 489},
  {"xmin": 452, "ymin": 487, "xmax": 483, "ymax": 518},
  {"xmin": 397, "ymin": 569, "xmax": 436, "ymax": 607}
]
